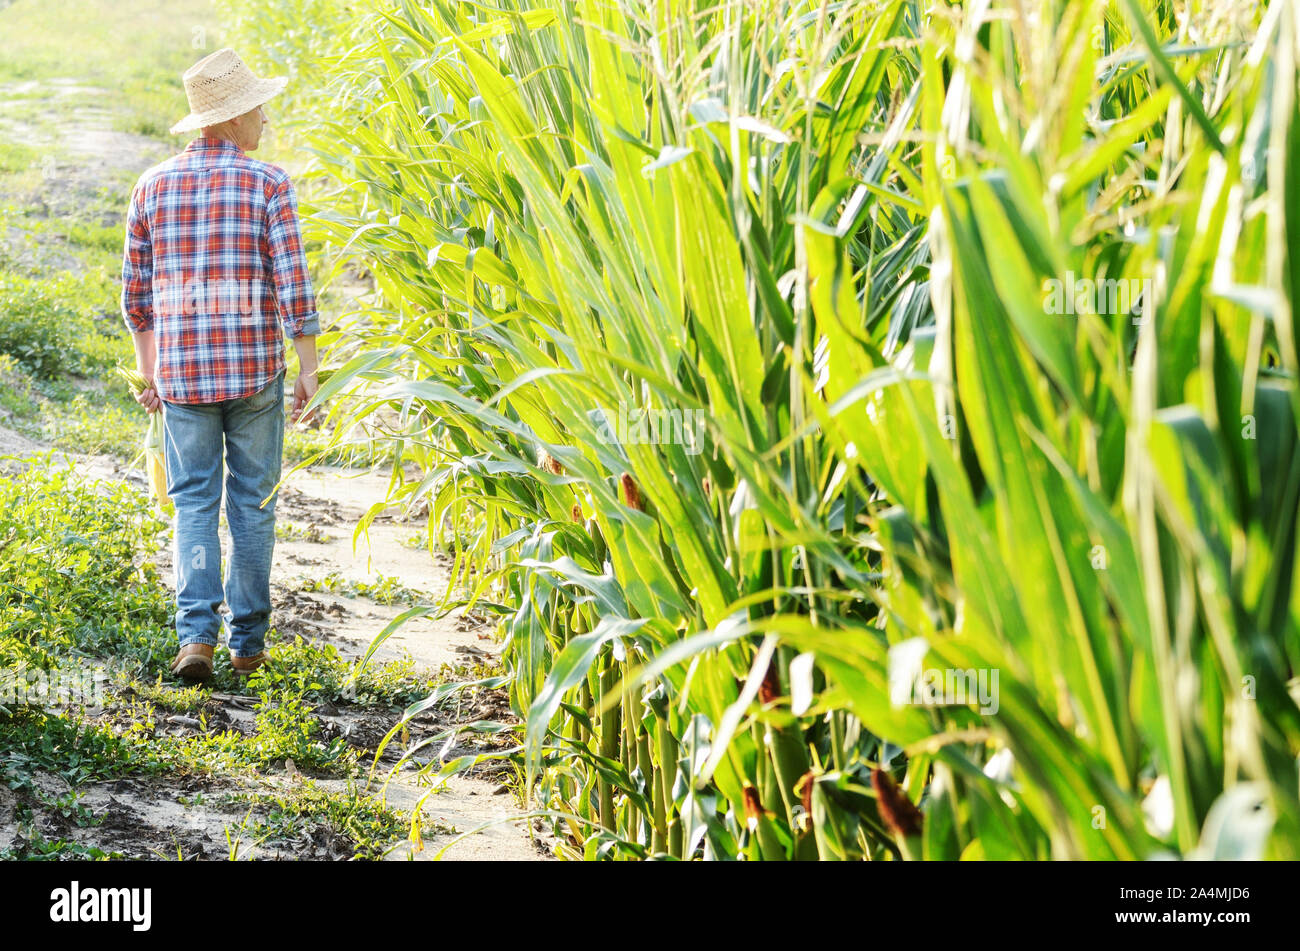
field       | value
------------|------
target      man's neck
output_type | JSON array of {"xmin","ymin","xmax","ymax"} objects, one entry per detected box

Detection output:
[{"xmin": 199, "ymin": 129, "xmax": 240, "ymax": 147}]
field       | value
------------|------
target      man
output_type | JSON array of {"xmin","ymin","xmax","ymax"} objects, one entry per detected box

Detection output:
[{"xmin": 121, "ymin": 48, "xmax": 320, "ymax": 682}]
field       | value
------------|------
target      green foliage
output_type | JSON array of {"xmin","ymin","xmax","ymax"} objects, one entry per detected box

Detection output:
[
  {"xmin": 0, "ymin": 353, "xmax": 40, "ymax": 419},
  {"xmin": 213, "ymin": 0, "xmax": 372, "ymax": 116},
  {"xmin": 0, "ymin": 355, "xmax": 144, "ymax": 462},
  {"xmin": 0, "ymin": 458, "xmax": 171, "ymax": 671},
  {"xmin": 283, "ymin": 423, "xmax": 396, "ymax": 469},
  {"xmin": 0, "ymin": 270, "xmax": 126, "ymax": 378},
  {"xmin": 0, "ymin": 464, "xmax": 447, "ymax": 860},
  {"xmin": 0, "ymin": 142, "xmax": 39, "ymax": 175},
  {"xmin": 223, "ymin": 0, "xmax": 1300, "ymax": 862},
  {"xmin": 250, "ymin": 635, "xmax": 435, "ymax": 707},
  {"xmin": 0, "ymin": 0, "xmax": 214, "ymax": 86},
  {"xmin": 0, "ymin": 831, "xmax": 121, "ymax": 861},
  {"xmin": 0, "ymin": 710, "xmax": 162, "ymax": 788},
  {"xmin": 275, "ymin": 519, "xmax": 331, "ymax": 543},
  {"xmin": 295, "ymin": 570, "xmax": 426, "ymax": 607},
  {"xmin": 250, "ymin": 687, "xmax": 350, "ymax": 770},
  {"xmin": 43, "ymin": 391, "xmax": 145, "ymax": 458},
  {"xmin": 229, "ymin": 781, "xmax": 412, "ymax": 860}
]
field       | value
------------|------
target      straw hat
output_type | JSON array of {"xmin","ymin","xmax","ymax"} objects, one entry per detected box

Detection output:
[{"xmin": 169, "ymin": 48, "xmax": 288, "ymax": 135}]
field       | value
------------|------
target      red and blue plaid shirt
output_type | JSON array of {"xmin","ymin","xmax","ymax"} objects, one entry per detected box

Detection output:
[{"xmin": 121, "ymin": 137, "xmax": 320, "ymax": 404}]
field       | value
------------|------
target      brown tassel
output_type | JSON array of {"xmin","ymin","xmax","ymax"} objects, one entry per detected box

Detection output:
[
  {"xmin": 539, "ymin": 450, "xmax": 564, "ymax": 476},
  {"xmin": 620, "ymin": 472, "xmax": 643, "ymax": 511},
  {"xmin": 872, "ymin": 767, "xmax": 923, "ymax": 839},
  {"xmin": 742, "ymin": 783, "xmax": 771, "ymax": 831},
  {"xmin": 759, "ymin": 659, "xmax": 781, "ymax": 704},
  {"xmin": 794, "ymin": 770, "xmax": 815, "ymax": 832}
]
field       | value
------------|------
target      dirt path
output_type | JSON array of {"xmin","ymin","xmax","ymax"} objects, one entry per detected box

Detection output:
[
  {"xmin": 0, "ymin": 78, "xmax": 169, "ymax": 273},
  {"xmin": 59, "ymin": 441, "xmax": 546, "ymax": 861},
  {"xmin": 0, "ymin": 76, "xmax": 547, "ymax": 861}
]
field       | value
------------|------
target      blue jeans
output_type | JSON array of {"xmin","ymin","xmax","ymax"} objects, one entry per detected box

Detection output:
[{"xmin": 160, "ymin": 370, "xmax": 285, "ymax": 659}]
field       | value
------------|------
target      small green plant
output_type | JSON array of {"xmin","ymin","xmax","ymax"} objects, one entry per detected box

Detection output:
[
  {"xmin": 223, "ymin": 781, "xmax": 415, "ymax": 860},
  {"xmin": 125, "ymin": 676, "xmax": 206, "ymax": 714},
  {"xmin": 0, "ymin": 353, "xmax": 39, "ymax": 421},
  {"xmin": 275, "ymin": 520, "xmax": 331, "ymax": 543},
  {"xmin": 297, "ymin": 570, "xmax": 426, "ymax": 606},
  {"xmin": 41, "ymin": 789, "xmax": 104, "ymax": 828},
  {"xmin": 0, "ymin": 141, "xmax": 39, "ymax": 175},
  {"xmin": 0, "ymin": 710, "xmax": 161, "ymax": 788},
  {"xmin": 0, "ymin": 829, "xmax": 120, "ymax": 861},
  {"xmin": 251, "ymin": 636, "xmax": 435, "ymax": 708}
]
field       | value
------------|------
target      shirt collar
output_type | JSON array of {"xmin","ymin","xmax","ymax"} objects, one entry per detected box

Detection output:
[{"xmin": 186, "ymin": 136, "xmax": 244, "ymax": 155}]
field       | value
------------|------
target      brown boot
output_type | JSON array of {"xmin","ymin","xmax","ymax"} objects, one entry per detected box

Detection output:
[
  {"xmin": 231, "ymin": 652, "xmax": 268, "ymax": 677},
  {"xmin": 170, "ymin": 643, "xmax": 214, "ymax": 682}
]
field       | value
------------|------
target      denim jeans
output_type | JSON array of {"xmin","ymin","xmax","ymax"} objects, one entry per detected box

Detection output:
[{"xmin": 160, "ymin": 369, "xmax": 285, "ymax": 658}]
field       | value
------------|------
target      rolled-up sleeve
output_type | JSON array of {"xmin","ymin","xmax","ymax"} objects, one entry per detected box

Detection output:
[
  {"xmin": 265, "ymin": 177, "xmax": 320, "ymax": 338},
  {"xmin": 121, "ymin": 180, "xmax": 154, "ymax": 333}
]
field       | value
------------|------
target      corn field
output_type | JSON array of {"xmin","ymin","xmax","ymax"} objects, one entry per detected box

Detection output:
[{"xmin": 222, "ymin": 0, "xmax": 1300, "ymax": 860}]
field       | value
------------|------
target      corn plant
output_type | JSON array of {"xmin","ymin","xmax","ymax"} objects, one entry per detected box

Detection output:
[{"xmin": 225, "ymin": 0, "xmax": 1300, "ymax": 860}]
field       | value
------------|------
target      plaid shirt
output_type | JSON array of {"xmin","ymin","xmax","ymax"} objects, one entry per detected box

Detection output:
[{"xmin": 121, "ymin": 137, "xmax": 320, "ymax": 404}]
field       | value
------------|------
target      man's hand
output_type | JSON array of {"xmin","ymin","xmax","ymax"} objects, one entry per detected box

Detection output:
[
  {"xmin": 136, "ymin": 378, "xmax": 162, "ymax": 414},
  {"xmin": 292, "ymin": 372, "xmax": 319, "ymax": 425},
  {"xmin": 130, "ymin": 331, "xmax": 160, "ymax": 414}
]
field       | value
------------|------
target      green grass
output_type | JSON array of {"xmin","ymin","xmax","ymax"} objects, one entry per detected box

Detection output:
[
  {"xmin": 0, "ymin": 462, "xmax": 467, "ymax": 859},
  {"xmin": 0, "ymin": 270, "xmax": 125, "ymax": 377},
  {"xmin": 50, "ymin": 218, "xmax": 126, "ymax": 255},
  {"xmin": 0, "ymin": 0, "xmax": 216, "ymax": 174},
  {"xmin": 0, "ymin": 178, "xmax": 140, "ymax": 459},
  {"xmin": 40, "ymin": 391, "xmax": 144, "ymax": 458},
  {"xmin": 0, "ymin": 0, "xmax": 217, "ymax": 93},
  {"xmin": 0, "ymin": 354, "xmax": 144, "ymax": 460},
  {"xmin": 0, "ymin": 142, "xmax": 39, "ymax": 175}
]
